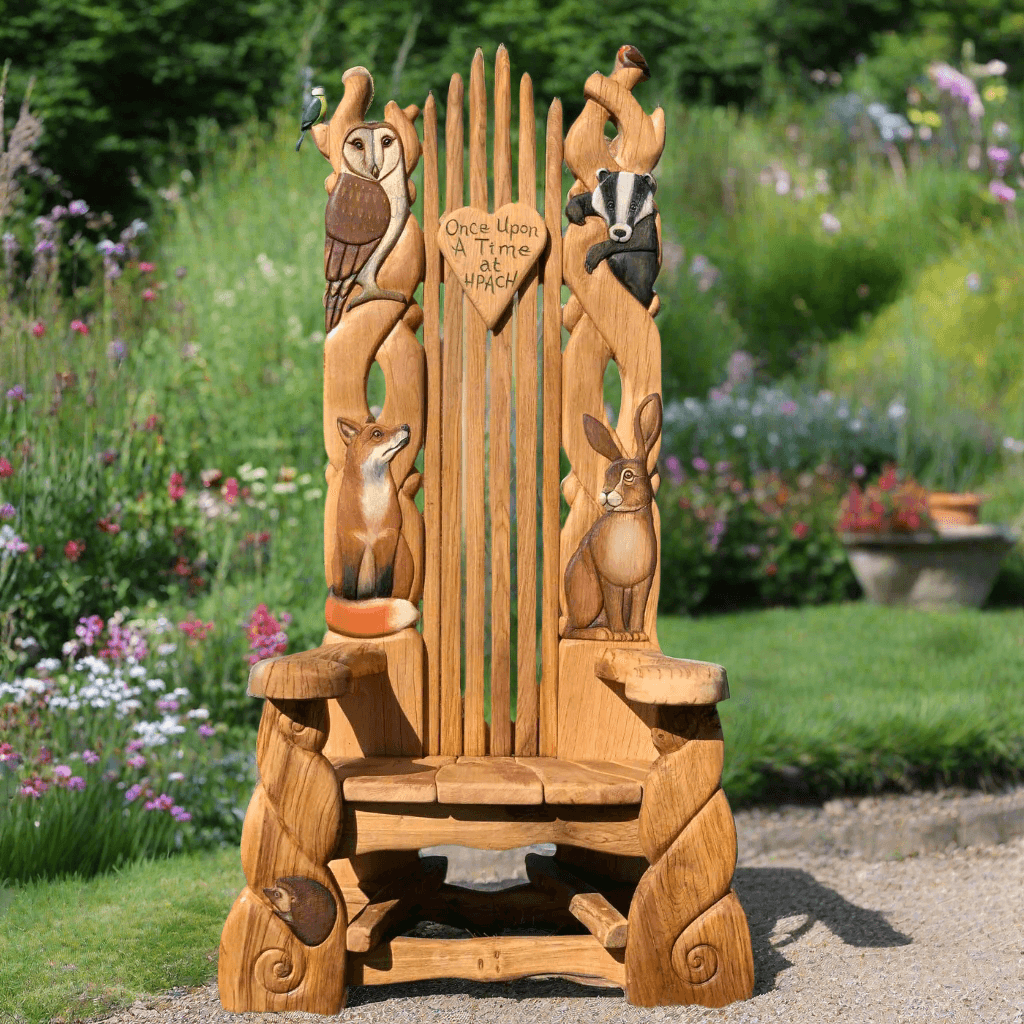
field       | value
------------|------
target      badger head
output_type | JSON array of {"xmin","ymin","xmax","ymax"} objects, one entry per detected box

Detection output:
[{"xmin": 591, "ymin": 168, "xmax": 657, "ymax": 243}]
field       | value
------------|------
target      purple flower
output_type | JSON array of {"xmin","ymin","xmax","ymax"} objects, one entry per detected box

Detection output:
[
  {"xmin": 126, "ymin": 754, "xmax": 146, "ymax": 769},
  {"xmin": 714, "ymin": 461, "xmax": 731, "ymax": 474},
  {"xmin": 96, "ymin": 239, "xmax": 117, "ymax": 256},
  {"xmin": 50, "ymin": 205, "xmax": 68, "ymax": 220},
  {"xmin": 104, "ymin": 257, "xmax": 123, "ymax": 281},
  {"xmin": 664, "ymin": 455, "xmax": 684, "ymax": 486},
  {"xmin": 2, "ymin": 232, "xmax": 18, "ymax": 259},
  {"xmin": 53, "ymin": 765, "xmax": 72, "ymax": 779},
  {"xmin": 6, "ymin": 385, "xmax": 25, "ymax": 401},
  {"xmin": 853, "ymin": 464, "xmax": 867, "ymax": 479},
  {"xmin": 198, "ymin": 724, "xmax": 216, "ymax": 738},
  {"xmin": 692, "ymin": 456, "xmax": 710, "ymax": 473},
  {"xmin": 126, "ymin": 739, "xmax": 145, "ymax": 753},
  {"xmin": 68, "ymin": 776, "xmax": 86, "ymax": 791},
  {"xmin": 68, "ymin": 200, "xmax": 89, "ymax": 217},
  {"xmin": 156, "ymin": 698, "xmax": 179, "ymax": 712},
  {"xmin": 990, "ymin": 179, "xmax": 1016, "ymax": 203},
  {"xmin": 34, "ymin": 239, "xmax": 55, "ymax": 254},
  {"xmin": 82, "ymin": 749, "xmax": 100, "ymax": 765},
  {"xmin": 0, "ymin": 504, "xmax": 13, "ymax": 522},
  {"xmin": 172, "ymin": 806, "xmax": 191, "ymax": 822},
  {"xmin": 125, "ymin": 783, "xmax": 144, "ymax": 802},
  {"xmin": 107, "ymin": 340, "xmax": 126, "ymax": 362},
  {"xmin": 780, "ymin": 400, "xmax": 798, "ymax": 416}
]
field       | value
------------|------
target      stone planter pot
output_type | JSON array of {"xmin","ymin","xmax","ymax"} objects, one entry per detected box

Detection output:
[
  {"xmin": 927, "ymin": 491, "xmax": 983, "ymax": 528},
  {"xmin": 840, "ymin": 525, "xmax": 1017, "ymax": 609}
]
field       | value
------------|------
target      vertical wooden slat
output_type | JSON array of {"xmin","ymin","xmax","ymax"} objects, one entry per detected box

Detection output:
[
  {"xmin": 422, "ymin": 93, "xmax": 442, "ymax": 755},
  {"xmin": 540, "ymin": 99, "xmax": 563, "ymax": 757},
  {"xmin": 514, "ymin": 72, "xmax": 539, "ymax": 757},
  {"xmin": 463, "ymin": 48, "xmax": 488, "ymax": 756},
  {"xmin": 489, "ymin": 45, "xmax": 513, "ymax": 756},
  {"xmin": 440, "ymin": 73, "xmax": 465, "ymax": 757}
]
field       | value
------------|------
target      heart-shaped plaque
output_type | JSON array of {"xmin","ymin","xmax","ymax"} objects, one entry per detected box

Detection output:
[{"xmin": 438, "ymin": 203, "xmax": 548, "ymax": 328}]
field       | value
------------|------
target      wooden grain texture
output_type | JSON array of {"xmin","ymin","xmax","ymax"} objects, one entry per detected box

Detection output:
[
  {"xmin": 339, "ymin": 802, "xmax": 643, "ymax": 857},
  {"xmin": 434, "ymin": 755, "xmax": 544, "ymax": 804},
  {"xmin": 516, "ymin": 757, "xmax": 641, "ymax": 805},
  {"xmin": 321, "ymin": 629, "xmax": 426, "ymax": 760},
  {"xmin": 463, "ymin": 47, "xmax": 488, "ymax": 757},
  {"xmin": 489, "ymin": 44, "xmax": 514, "ymax": 757},
  {"xmin": 540, "ymin": 98, "xmax": 563, "ymax": 758},
  {"xmin": 422, "ymin": 92, "xmax": 442, "ymax": 755},
  {"xmin": 515, "ymin": 71, "xmax": 540, "ymax": 757},
  {"xmin": 348, "ymin": 935, "xmax": 625, "ymax": 987},
  {"xmin": 333, "ymin": 756, "xmax": 455, "ymax": 802},
  {"xmin": 346, "ymin": 858, "xmax": 446, "ymax": 952},
  {"xmin": 247, "ymin": 644, "xmax": 386, "ymax": 700},
  {"xmin": 596, "ymin": 649, "xmax": 729, "ymax": 706},
  {"xmin": 626, "ymin": 704, "xmax": 754, "ymax": 1007},
  {"xmin": 219, "ymin": 699, "xmax": 347, "ymax": 1014},
  {"xmin": 440, "ymin": 72, "xmax": 465, "ymax": 757},
  {"xmin": 525, "ymin": 853, "xmax": 628, "ymax": 948}
]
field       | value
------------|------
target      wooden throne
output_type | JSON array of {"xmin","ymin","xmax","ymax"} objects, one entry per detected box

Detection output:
[{"xmin": 218, "ymin": 45, "xmax": 755, "ymax": 1013}]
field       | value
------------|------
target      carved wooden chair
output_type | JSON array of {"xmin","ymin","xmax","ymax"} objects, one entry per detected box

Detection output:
[{"xmin": 219, "ymin": 45, "xmax": 755, "ymax": 1014}]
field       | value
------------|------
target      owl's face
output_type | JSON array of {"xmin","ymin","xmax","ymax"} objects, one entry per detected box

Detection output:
[{"xmin": 342, "ymin": 124, "xmax": 403, "ymax": 182}]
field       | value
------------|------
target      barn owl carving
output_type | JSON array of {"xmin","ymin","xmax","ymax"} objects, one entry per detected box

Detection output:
[{"xmin": 323, "ymin": 122, "xmax": 411, "ymax": 331}]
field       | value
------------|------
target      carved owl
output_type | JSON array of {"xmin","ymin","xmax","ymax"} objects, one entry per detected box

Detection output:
[{"xmin": 324, "ymin": 122, "xmax": 411, "ymax": 331}]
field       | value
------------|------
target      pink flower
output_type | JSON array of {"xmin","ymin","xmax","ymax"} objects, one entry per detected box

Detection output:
[
  {"xmin": 168, "ymin": 471, "xmax": 185, "ymax": 501},
  {"xmin": 0, "ymin": 742, "xmax": 19, "ymax": 763},
  {"xmin": 0, "ymin": 457, "xmax": 12, "ymax": 478},
  {"xmin": 172, "ymin": 806, "xmax": 191, "ymax": 822},
  {"xmin": 126, "ymin": 754, "xmax": 146, "ymax": 769},
  {"xmin": 64, "ymin": 539, "xmax": 86, "ymax": 562},
  {"xmin": 0, "ymin": 503, "xmax": 14, "ymax": 520},
  {"xmin": 198, "ymin": 724, "xmax": 216, "ymax": 738},
  {"xmin": 222, "ymin": 477, "xmax": 239, "ymax": 505},
  {"xmin": 125, "ymin": 783, "xmax": 144, "ymax": 802},
  {"xmin": 53, "ymin": 765, "xmax": 72, "ymax": 780},
  {"xmin": 68, "ymin": 776, "xmax": 86, "ymax": 791},
  {"xmin": 126, "ymin": 739, "xmax": 145, "ymax": 753},
  {"xmin": 853, "ymin": 464, "xmax": 867, "ymax": 479},
  {"xmin": 691, "ymin": 457, "xmax": 709, "ymax": 473},
  {"xmin": 142, "ymin": 288, "xmax": 156, "ymax": 302},
  {"xmin": 156, "ymin": 698, "xmax": 179, "ymax": 712},
  {"xmin": 780, "ymin": 400, "xmax": 798, "ymax": 415},
  {"xmin": 70, "ymin": 319, "xmax": 89, "ymax": 335},
  {"xmin": 990, "ymin": 179, "xmax": 1016, "ymax": 203},
  {"xmin": 138, "ymin": 261, "xmax": 156, "ymax": 273},
  {"xmin": 31, "ymin": 321, "xmax": 46, "ymax": 337},
  {"xmin": 82, "ymin": 749, "xmax": 100, "ymax": 765},
  {"xmin": 792, "ymin": 521, "xmax": 809, "ymax": 540}
]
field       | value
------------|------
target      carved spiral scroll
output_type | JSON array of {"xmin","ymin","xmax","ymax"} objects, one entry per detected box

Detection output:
[
  {"xmin": 254, "ymin": 943, "xmax": 307, "ymax": 995},
  {"xmin": 626, "ymin": 706, "xmax": 754, "ymax": 1007}
]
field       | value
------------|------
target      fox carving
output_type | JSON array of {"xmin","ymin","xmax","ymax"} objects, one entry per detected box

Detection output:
[{"xmin": 331, "ymin": 414, "xmax": 414, "ymax": 603}]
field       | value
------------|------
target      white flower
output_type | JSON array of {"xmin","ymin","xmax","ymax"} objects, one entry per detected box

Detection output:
[
  {"xmin": 146, "ymin": 678, "xmax": 166, "ymax": 692},
  {"xmin": 36, "ymin": 658, "xmax": 61, "ymax": 674},
  {"xmin": 731, "ymin": 423, "xmax": 748, "ymax": 439},
  {"xmin": 849, "ymin": 418, "xmax": 863, "ymax": 432},
  {"xmin": 168, "ymin": 771, "xmax": 185, "ymax": 782},
  {"xmin": 129, "ymin": 665, "xmax": 147, "ymax": 679},
  {"xmin": 272, "ymin": 481, "xmax": 298, "ymax": 494},
  {"xmin": 887, "ymin": 401, "xmax": 907, "ymax": 420},
  {"xmin": 820, "ymin": 212, "xmax": 841, "ymax": 235},
  {"xmin": 303, "ymin": 488, "xmax": 323, "ymax": 502},
  {"xmin": 187, "ymin": 708, "xmax": 210, "ymax": 720},
  {"xmin": 157, "ymin": 642, "xmax": 177, "ymax": 656}
]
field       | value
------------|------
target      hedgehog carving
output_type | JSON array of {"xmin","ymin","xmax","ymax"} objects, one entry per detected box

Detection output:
[
  {"xmin": 263, "ymin": 876, "xmax": 337, "ymax": 947},
  {"xmin": 565, "ymin": 168, "xmax": 659, "ymax": 307}
]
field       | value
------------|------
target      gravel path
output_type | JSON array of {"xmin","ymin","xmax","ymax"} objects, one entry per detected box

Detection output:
[{"xmin": 92, "ymin": 787, "xmax": 1024, "ymax": 1024}]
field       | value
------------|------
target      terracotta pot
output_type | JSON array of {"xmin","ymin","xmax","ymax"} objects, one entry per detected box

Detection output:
[
  {"xmin": 927, "ymin": 492, "xmax": 982, "ymax": 528},
  {"xmin": 840, "ymin": 525, "xmax": 1016, "ymax": 609}
]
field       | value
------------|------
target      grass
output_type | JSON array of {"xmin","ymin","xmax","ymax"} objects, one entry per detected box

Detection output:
[
  {"xmin": 660, "ymin": 603, "xmax": 1024, "ymax": 806},
  {"xmin": 0, "ymin": 846, "xmax": 242, "ymax": 1024}
]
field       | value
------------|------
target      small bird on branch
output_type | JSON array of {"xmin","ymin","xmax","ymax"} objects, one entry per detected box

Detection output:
[
  {"xmin": 296, "ymin": 87, "xmax": 327, "ymax": 151},
  {"xmin": 615, "ymin": 45, "xmax": 651, "ymax": 81}
]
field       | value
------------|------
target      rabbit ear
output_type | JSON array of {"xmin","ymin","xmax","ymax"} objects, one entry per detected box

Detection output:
[
  {"xmin": 633, "ymin": 393, "xmax": 663, "ymax": 460},
  {"xmin": 583, "ymin": 413, "xmax": 625, "ymax": 463}
]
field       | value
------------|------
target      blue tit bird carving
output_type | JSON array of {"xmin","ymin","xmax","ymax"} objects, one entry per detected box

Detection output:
[{"xmin": 296, "ymin": 87, "xmax": 327, "ymax": 152}]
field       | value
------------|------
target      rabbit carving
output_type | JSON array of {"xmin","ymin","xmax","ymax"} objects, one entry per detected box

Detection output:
[{"xmin": 563, "ymin": 392, "xmax": 662, "ymax": 641}]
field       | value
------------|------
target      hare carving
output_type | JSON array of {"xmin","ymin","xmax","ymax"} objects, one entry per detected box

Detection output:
[{"xmin": 563, "ymin": 392, "xmax": 662, "ymax": 641}]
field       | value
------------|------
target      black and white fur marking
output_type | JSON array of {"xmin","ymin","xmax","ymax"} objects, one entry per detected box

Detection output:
[{"xmin": 565, "ymin": 168, "xmax": 660, "ymax": 307}]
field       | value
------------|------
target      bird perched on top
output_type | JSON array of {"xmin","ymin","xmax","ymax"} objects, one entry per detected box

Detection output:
[
  {"xmin": 615, "ymin": 44, "xmax": 651, "ymax": 81},
  {"xmin": 296, "ymin": 87, "xmax": 327, "ymax": 151}
]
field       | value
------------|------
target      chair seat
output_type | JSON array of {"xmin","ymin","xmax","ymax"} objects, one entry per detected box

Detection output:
[{"xmin": 333, "ymin": 755, "xmax": 652, "ymax": 805}]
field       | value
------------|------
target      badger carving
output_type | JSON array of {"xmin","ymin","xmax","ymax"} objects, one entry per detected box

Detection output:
[{"xmin": 565, "ymin": 168, "xmax": 660, "ymax": 307}]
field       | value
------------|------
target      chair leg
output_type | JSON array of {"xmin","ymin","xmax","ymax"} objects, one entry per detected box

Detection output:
[
  {"xmin": 625, "ymin": 705, "xmax": 755, "ymax": 1007},
  {"xmin": 218, "ymin": 697, "xmax": 348, "ymax": 1014}
]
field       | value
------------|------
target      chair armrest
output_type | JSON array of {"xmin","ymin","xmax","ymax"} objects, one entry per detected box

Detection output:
[
  {"xmin": 247, "ymin": 643, "xmax": 387, "ymax": 700},
  {"xmin": 595, "ymin": 648, "xmax": 728, "ymax": 706}
]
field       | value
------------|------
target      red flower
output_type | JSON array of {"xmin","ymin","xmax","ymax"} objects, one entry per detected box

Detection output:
[
  {"xmin": 143, "ymin": 414, "xmax": 159, "ymax": 431},
  {"xmin": 173, "ymin": 556, "xmax": 190, "ymax": 577},
  {"xmin": 168, "ymin": 471, "xmax": 185, "ymax": 501},
  {"xmin": 222, "ymin": 477, "xmax": 239, "ymax": 505},
  {"xmin": 142, "ymin": 288, "xmax": 156, "ymax": 302},
  {"xmin": 70, "ymin": 319, "xmax": 89, "ymax": 335},
  {"xmin": 792, "ymin": 521, "xmax": 809, "ymax": 540},
  {"xmin": 31, "ymin": 321, "xmax": 46, "ymax": 338},
  {"xmin": 0, "ymin": 457, "xmax": 12, "ymax": 478},
  {"xmin": 138, "ymin": 261, "xmax": 156, "ymax": 273},
  {"xmin": 764, "ymin": 563, "xmax": 778, "ymax": 577},
  {"xmin": 97, "ymin": 517, "xmax": 121, "ymax": 535},
  {"xmin": 64, "ymin": 539, "xmax": 86, "ymax": 562}
]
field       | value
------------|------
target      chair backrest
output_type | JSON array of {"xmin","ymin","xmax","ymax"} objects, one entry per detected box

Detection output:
[{"xmin": 317, "ymin": 47, "xmax": 665, "ymax": 765}]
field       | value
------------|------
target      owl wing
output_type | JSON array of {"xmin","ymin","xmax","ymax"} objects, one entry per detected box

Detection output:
[{"xmin": 324, "ymin": 172, "xmax": 392, "ymax": 283}]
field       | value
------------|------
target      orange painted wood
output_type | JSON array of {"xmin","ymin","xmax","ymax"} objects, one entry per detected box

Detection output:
[
  {"xmin": 463, "ymin": 48, "xmax": 488, "ymax": 756},
  {"xmin": 489, "ymin": 44, "xmax": 514, "ymax": 756},
  {"xmin": 422, "ymin": 92, "xmax": 442, "ymax": 755},
  {"xmin": 515, "ymin": 71, "xmax": 540, "ymax": 757},
  {"xmin": 440, "ymin": 72, "xmax": 465, "ymax": 757},
  {"xmin": 540, "ymin": 98, "xmax": 563, "ymax": 757}
]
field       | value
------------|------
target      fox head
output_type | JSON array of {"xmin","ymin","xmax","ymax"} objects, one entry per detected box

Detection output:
[{"xmin": 337, "ymin": 415, "xmax": 410, "ymax": 478}]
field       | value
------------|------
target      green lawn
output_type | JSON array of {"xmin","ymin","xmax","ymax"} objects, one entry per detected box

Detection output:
[{"xmin": 660, "ymin": 603, "xmax": 1024, "ymax": 804}]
